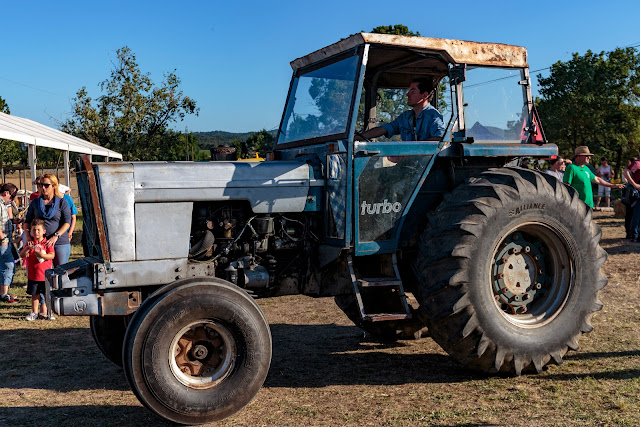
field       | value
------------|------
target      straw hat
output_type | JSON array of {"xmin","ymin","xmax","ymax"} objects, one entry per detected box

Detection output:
[{"xmin": 574, "ymin": 146, "xmax": 593, "ymax": 157}]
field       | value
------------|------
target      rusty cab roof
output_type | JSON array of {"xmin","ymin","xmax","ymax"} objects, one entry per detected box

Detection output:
[{"xmin": 290, "ymin": 33, "xmax": 528, "ymax": 89}]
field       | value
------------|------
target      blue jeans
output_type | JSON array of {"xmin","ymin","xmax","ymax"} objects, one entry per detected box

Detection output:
[
  {"xmin": 0, "ymin": 244, "xmax": 15, "ymax": 288},
  {"xmin": 631, "ymin": 201, "xmax": 640, "ymax": 239},
  {"xmin": 54, "ymin": 243, "xmax": 71, "ymax": 267}
]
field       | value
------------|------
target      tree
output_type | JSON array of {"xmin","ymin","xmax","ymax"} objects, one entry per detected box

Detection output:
[
  {"xmin": 0, "ymin": 97, "xmax": 28, "ymax": 167},
  {"xmin": 62, "ymin": 47, "xmax": 199, "ymax": 161},
  {"xmin": 536, "ymin": 48, "xmax": 640, "ymax": 176},
  {"xmin": 369, "ymin": 25, "xmax": 420, "ymax": 37},
  {"xmin": 244, "ymin": 129, "xmax": 274, "ymax": 158},
  {"xmin": 230, "ymin": 130, "xmax": 274, "ymax": 159},
  {"xmin": 0, "ymin": 96, "xmax": 9, "ymax": 114}
]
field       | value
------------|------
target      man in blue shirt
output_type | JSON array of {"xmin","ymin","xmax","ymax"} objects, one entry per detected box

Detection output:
[
  {"xmin": 356, "ymin": 78, "xmax": 445, "ymax": 141},
  {"xmin": 58, "ymin": 184, "xmax": 78, "ymax": 240}
]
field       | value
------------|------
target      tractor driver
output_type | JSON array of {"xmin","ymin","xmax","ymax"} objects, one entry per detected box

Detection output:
[{"xmin": 355, "ymin": 78, "xmax": 445, "ymax": 142}]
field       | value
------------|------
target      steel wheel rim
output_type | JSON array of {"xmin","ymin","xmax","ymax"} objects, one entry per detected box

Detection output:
[
  {"xmin": 491, "ymin": 222, "xmax": 574, "ymax": 328},
  {"xmin": 169, "ymin": 320, "xmax": 236, "ymax": 389}
]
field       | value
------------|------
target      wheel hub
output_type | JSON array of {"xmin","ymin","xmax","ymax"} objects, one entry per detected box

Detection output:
[
  {"xmin": 170, "ymin": 320, "xmax": 236, "ymax": 389},
  {"xmin": 493, "ymin": 232, "xmax": 547, "ymax": 314}
]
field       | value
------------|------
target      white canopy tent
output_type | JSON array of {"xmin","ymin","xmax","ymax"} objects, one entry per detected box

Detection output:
[{"xmin": 0, "ymin": 111, "xmax": 122, "ymax": 191}]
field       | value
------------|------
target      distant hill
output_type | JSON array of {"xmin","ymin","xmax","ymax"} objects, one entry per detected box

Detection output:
[
  {"xmin": 467, "ymin": 122, "xmax": 505, "ymax": 140},
  {"xmin": 194, "ymin": 130, "xmax": 277, "ymax": 149}
]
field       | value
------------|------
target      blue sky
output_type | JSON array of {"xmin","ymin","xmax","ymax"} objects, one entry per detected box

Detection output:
[{"xmin": 2, "ymin": 0, "xmax": 639, "ymax": 133}]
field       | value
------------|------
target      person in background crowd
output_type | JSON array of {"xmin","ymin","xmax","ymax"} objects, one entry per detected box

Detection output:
[
  {"xmin": 12, "ymin": 221, "xmax": 26, "ymax": 267},
  {"xmin": 58, "ymin": 184, "xmax": 78, "ymax": 241},
  {"xmin": 0, "ymin": 183, "xmax": 18, "ymax": 303},
  {"xmin": 545, "ymin": 156, "xmax": 566, "ymax": 180},
  {"xmin": 596, "ymin": 157, "xmax": 613, "ymax": 207},
  {"xmin": 624, "ymin": 150, "xmax": 640, "ymax": 242},
  {"xmin": 29, "ymin": 177, "xmax": 42, "ymax": 202},
  {"xmin": 622, "ymin": 158, "xmax": 638, "ymax": 238},
  {"xmin": 564, "ymin": 146, "xmax": 623, "ymax": 208}
]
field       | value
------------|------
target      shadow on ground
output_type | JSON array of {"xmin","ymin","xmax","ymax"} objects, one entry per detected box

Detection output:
[
  {"xmin": 602, "ymin": 240, "xmax": 640, "ymax": 254},
  {"xmin": 6, "ymin": 323, "xmax": 639, "ymax": 392},
  {"xmin": 265, "ymin": 323, "xmax": 482, "ymax": 387},
  {"xmin": 0, "ymin": 405, "xmax": 172, "ymax": 427}
]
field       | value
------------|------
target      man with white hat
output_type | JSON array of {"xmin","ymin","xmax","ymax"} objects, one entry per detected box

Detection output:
[{"xmin": 563, "ymin": 146, "xmax": 623, "ymax": 208}]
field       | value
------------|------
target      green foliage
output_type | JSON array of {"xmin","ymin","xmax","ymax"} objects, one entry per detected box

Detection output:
[
  {"xmin": 62, "ymin": 46, "xmax": 199, "ymax": 161},
  {"xmin": 194, "ymin": 130, "xmax": 276, "ymax": 150},
  {"xmin": 536, "ymin": 47, "xmax": 640, "ymax": 175},
  {"xmin": 0, "ymin": 96, "xmax": 9, "ymax": 114},
  {"xmin": 368, "ymin": 25, "xmax": 420, "ymax": 37},
  {"xmin": 234, "ymin": 129, "xmax": 274, "ymax": 158},
  {"xmin": 0, "ymin": 140, "xmax": 26, "ymax": 167}
]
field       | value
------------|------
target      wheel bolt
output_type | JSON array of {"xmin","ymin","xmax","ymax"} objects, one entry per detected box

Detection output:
[{"xmin": 524, "ymin": 246, "xmax": 531, "ymax": 252}]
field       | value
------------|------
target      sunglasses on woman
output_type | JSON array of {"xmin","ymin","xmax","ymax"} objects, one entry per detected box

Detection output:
[{"xmin": 37, "ymin": 183, "xmax": 52, "ymax": 188}]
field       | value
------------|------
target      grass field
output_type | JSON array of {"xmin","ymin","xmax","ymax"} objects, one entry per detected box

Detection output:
[{"xmin": 1, "ymin": 211, "xmax": 639, "ymax": 426}]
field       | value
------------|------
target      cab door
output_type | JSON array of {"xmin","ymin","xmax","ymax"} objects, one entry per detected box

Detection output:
[{"xmin": 353, "ymin": 141, "xmax": 439, "ymax": 255}]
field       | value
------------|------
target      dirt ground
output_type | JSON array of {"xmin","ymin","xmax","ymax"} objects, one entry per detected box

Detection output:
[{"xmin": 1, "ymin": 211, "xmax": 639, "ymax": 426}]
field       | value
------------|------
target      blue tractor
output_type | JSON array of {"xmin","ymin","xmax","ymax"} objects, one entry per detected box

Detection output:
[{"xmin": 49, "ymin": 33, "xmax": 606, "ymax": 424}]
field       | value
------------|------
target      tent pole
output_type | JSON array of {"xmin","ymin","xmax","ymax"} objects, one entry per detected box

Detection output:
[
  {"xmin": 28, "ymin": 144, "xmax": 37, "ymax": 193},
  {"xmin": 64, "ymin": 150, "xmax": 70, "ymax": 187}
]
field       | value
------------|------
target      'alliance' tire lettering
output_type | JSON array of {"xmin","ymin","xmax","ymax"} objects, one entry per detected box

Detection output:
[{"xmin": 509, "ymin": 203, "xmax": 546, "ymax": 217}]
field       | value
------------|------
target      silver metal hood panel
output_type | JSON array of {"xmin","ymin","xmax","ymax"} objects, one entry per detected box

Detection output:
[
  {"xmin": 131, "ymin": 161, "xmax": 312, "ymax": 212},
  {"xmin": 94, "ymin": 160, "xmax": 313, "ymax": 262}
]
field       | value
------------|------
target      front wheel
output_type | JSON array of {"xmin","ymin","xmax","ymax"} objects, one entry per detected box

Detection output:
[
  {"xmin": 122, "ymin": 278, "xmax": 272, "ymax": 424},
  {"xmin": 413, "ymin": 168, "xmax": 607, "ymax": 374}
]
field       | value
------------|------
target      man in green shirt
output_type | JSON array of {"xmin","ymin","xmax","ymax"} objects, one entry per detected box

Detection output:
[{"xmin": 563, "ymin": 146, "xmax": 623, "ymax": 208}]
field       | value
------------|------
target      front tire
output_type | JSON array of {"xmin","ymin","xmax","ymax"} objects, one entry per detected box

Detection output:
[
  {"xmin": 413, "ymin": 168, "xmax": 607, "ymax": 374},
  {"xmin": 122, "ymin": 278, "xmax": 272, "ymax": 424}
]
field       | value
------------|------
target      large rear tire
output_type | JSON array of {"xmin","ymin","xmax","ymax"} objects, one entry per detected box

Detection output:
[
  {"xmin": 413, "ymin": 168, "xmax": 607, "ymax": 374},
  {"xmin": 122, "ymin": 278, "xmax": 272, "ymax": 424}
]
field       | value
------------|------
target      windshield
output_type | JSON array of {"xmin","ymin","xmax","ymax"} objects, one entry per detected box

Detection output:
[
  {"xmin": 462, "ymin": 67, "xmax": 528, "ymax": 143},
  {"xmin": 277, "ymin": 54, "xmax": 360, "ymax": 145}
]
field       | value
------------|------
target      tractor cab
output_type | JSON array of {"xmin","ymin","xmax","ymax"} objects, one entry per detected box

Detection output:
[{"xmin": 275, "ymin": 33, "xmax": 552, "ymax": 255}]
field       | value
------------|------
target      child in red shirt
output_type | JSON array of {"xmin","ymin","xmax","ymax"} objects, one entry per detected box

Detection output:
[{"xmin": 20, "ymin": 219, "xmax": 55, "ymax": 321}]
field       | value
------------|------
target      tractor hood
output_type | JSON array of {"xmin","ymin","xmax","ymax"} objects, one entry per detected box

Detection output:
[
  {"xmin": 95, "ymin": 160, "xmax": 318, "ymax": 213},
  {"xmin": 88, "ymin": 160, "xmax": 320, "ymax": 262}
]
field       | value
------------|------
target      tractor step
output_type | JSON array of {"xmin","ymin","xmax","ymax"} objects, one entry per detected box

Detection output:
[
  {"xmin": 365, "ymin": 313, "xmax": 412, "ymax": 322},
  {"xmin": 357, "ymin": 278, "xmax": 403, "ymax": 287},
  {"xmin": 348, "ymin": 254, "xmax": 412, "ymax": 322}
]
